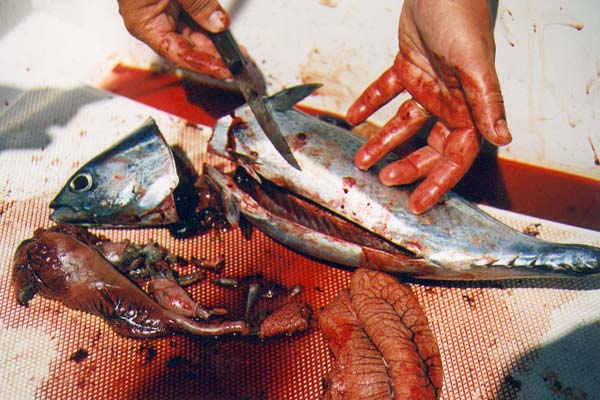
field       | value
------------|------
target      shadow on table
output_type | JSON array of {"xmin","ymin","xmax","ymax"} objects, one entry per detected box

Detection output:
[
  {"xmin": 0, "ymin": 85, "xmax": 113, "ymax": 153},
  {"xmin": 496, "ymin": 320, "xmax": 600, "ymax": 399}
]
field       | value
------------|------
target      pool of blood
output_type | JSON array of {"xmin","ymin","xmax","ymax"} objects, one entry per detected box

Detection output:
[{"xmin": 101, "ymin": 64, "xmax": 599, "ymax": 231}]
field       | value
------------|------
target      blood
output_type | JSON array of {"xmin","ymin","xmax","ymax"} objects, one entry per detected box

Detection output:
[
  {"xmin": 456, "ymin": 153, "xmax": 600, "ymax": 231},
  {"xmin": 289, "ymin": 132, "xmax": 308, "ymax": 151},
  {"xmin": 100, "ymin": 64, "xmax": 244, "ymax": 126},
  {"xmin": 341, "ymin": 176, "xmax": 356, "ymax": 193},
  {"xmin": 225, "ymin": 117, "xmax": 248, "ymax": 154},
  {"xmin": 101, "ymin": 63, "xmax": 600, "ymax": 231}
]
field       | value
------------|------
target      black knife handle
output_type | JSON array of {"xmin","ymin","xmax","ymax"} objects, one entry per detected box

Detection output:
[{"xmin": 209, "ymin": 30, "xmax": 246, "ymax": 75}]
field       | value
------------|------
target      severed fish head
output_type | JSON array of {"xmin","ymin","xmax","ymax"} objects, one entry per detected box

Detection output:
[{"xmin": 50, "ymin": 118, "xmax": 181, "ymax": 227}]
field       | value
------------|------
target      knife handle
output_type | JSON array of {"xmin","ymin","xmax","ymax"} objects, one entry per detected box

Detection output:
[{"xmin": 209, "ymin": 30, "xmax": 246, "ymax": 75}]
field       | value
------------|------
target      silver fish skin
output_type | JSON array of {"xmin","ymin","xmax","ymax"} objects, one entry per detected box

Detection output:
[
  {"xmin": 50, "ymin": 118, "xmax": 181, "ymax": 227},
  {"xmin": 209, "ymin": 84, "xmax": 600, "ymax": 280}
]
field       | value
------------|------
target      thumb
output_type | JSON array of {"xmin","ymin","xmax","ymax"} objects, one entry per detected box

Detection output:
[
  {"xmin": 179, "ymin": 0, "xmax": 229, "ymax": 33},
  {"xmin": 457, "ymin": 64, "xmax": 512, "ymax": 146}
]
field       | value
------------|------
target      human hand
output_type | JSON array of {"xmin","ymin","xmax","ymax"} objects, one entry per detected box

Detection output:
[
  {"xmin": 118, "ymin": 0, "xmax": 231, "ymax": 79},
  {"xmin": 347, "ymin": 0, "xmax": 511, "ymax": 214}
]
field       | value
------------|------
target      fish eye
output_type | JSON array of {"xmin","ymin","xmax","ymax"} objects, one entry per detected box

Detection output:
[{"xmin": 69, "ymin": 172, "xmax": 93, "ymax": 193}]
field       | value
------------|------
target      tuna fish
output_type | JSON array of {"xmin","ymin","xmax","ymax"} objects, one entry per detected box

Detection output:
[
  {"xmin": 50, "ymin": 85, "xmax": 600, "ymax": 280},
  {"xmin": 208, "ymin": 84, "xmax": 600, "ymax": 279}
]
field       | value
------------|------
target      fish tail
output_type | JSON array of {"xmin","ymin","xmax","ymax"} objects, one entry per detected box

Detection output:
[{"xmin": 487, "ymin": 241, "xmax": 600, "ymax": 278}]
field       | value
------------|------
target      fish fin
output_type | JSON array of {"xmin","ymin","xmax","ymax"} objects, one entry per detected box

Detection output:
[
  {"xmin": 140, "ymin": 117, "xmax": 158, "ymax": 130},
  {"xmin": 490, "ymin": 242, "xmax": 600, "ymax": 276},
  {"xmin": 268, "ymin": 83, "xmax": 322, "ymax": 112},
  {"xmin": 240, "ymin": 162, "xmax": 262, "ymax": 184},
  {"xmin": 204, "ymin": 166, "xmax": 241, "ymax": 228},
  {"xmin": 221, "ymin": 190, "xmax": 241, "ymax": 228}
]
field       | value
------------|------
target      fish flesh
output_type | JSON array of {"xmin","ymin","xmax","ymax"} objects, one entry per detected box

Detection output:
[
  {"xmin": 50, "ymin": 85, "xmax": 600, "ymax": 280},
  {"xmin": 207, "ymin": 84, "xmax": 600, "ymax": 280}
]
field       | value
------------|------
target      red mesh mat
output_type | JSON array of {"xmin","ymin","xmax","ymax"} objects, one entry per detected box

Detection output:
[
  {"xmin": 1, "ymin": 70, "xmax": 599, "ymax": 399},
  {"xmin": 2, "ymin": 214, "xmax": 345, "ymax": 399}
]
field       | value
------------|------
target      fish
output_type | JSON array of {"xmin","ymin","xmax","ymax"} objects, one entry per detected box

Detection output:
[
  {"xmin": 207, "ymin": 84, "xmax": 600, "ymax": 280},
  {"xmin": 50, "ymin": 85, "xmax": 600, "ymax": 280}
]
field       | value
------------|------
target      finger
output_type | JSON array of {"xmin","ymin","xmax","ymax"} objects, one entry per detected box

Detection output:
[
  {"xmin": 425, "ymin": 121, "xmax": 451, "ymax": 153},
  {"xmin": 379, "ymin": 146, "xmax": 441, "ymax": 185},
  {"xmin": 354, "ymin": 99, "xmax": 430, "ymax": 170},
  {"xmin": 160, "ymin": 32, "xmax": 231, "ymax": 79},
  {"xmin": 346, "ymin": 62, "xmax": 405, "ymax": 125},
  {"xmin": 118, "ymin": 0, "xmax": 173, "ymax": 37},
  {"xmin": 378, "ymin": 121, "xmax": 449, "ymax": 185},
  {"xmin": 456, "ymin": 64, "xmax": 511, "ymax": 146},
  {"xmin": 117, "ymin": 0, "xmax": 230, "ymax": 78},
  {"xmin": 179, "ymin": 0, "xmax": 229, "ymax": 33},
  {"xmin": 185, "ymin": 28, "xmax": 221, "ymax": 54},
  {"xmin": 409, "ymin": 127, "xmax": 481, "ymax": 214}
]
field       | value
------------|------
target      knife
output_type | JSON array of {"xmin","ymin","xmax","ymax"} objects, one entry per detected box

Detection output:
[{"xmin": 209, "ymin": 30, "xmax": 302, "ymax": 170}]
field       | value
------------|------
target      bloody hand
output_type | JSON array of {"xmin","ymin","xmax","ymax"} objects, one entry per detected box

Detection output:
[
  {"xmin": 118, "ymin": 0, "xmax": 231, "ymax": 79},
  {"xmin": 347, "ymin": 0, "xmax": 512, "ymax": 214}
]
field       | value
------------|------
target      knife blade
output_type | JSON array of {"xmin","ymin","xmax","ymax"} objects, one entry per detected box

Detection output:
[{"xmin": 209, "ymin": 30, "xmax": 302, "ymax": 170}]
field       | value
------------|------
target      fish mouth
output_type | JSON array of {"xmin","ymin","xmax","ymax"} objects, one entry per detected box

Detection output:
[{"xmin": 49, "ymin": 205, "xmax": 95, "ymax": 224}]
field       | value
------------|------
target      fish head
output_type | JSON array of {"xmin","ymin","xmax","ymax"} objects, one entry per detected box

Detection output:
[{"xmin": 50, "ymin": 118, "xmax": 181, "ymax": 227}]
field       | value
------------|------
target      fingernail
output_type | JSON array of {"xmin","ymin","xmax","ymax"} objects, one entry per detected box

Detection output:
[
  {"xmin": 494, "ymin": 119, "xmax": 512, "ymax": 144},
  {"xmin": 205, "ymin": 9, "xmax": 228, "ymax": 33},
  {"xmin": 354, "ymin": 151, "xmax": 372, "ymax": 170},
  {"xmin": 346, "ymin": 105, "xmax": 366, "ymax": 126},
  {"xmin": 409, "ymin": 198, "xmax": 426, "ymax": 215},
  {"xmin": 409, "ymin": 186, "xmax": 442, "ymax": 214}
]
